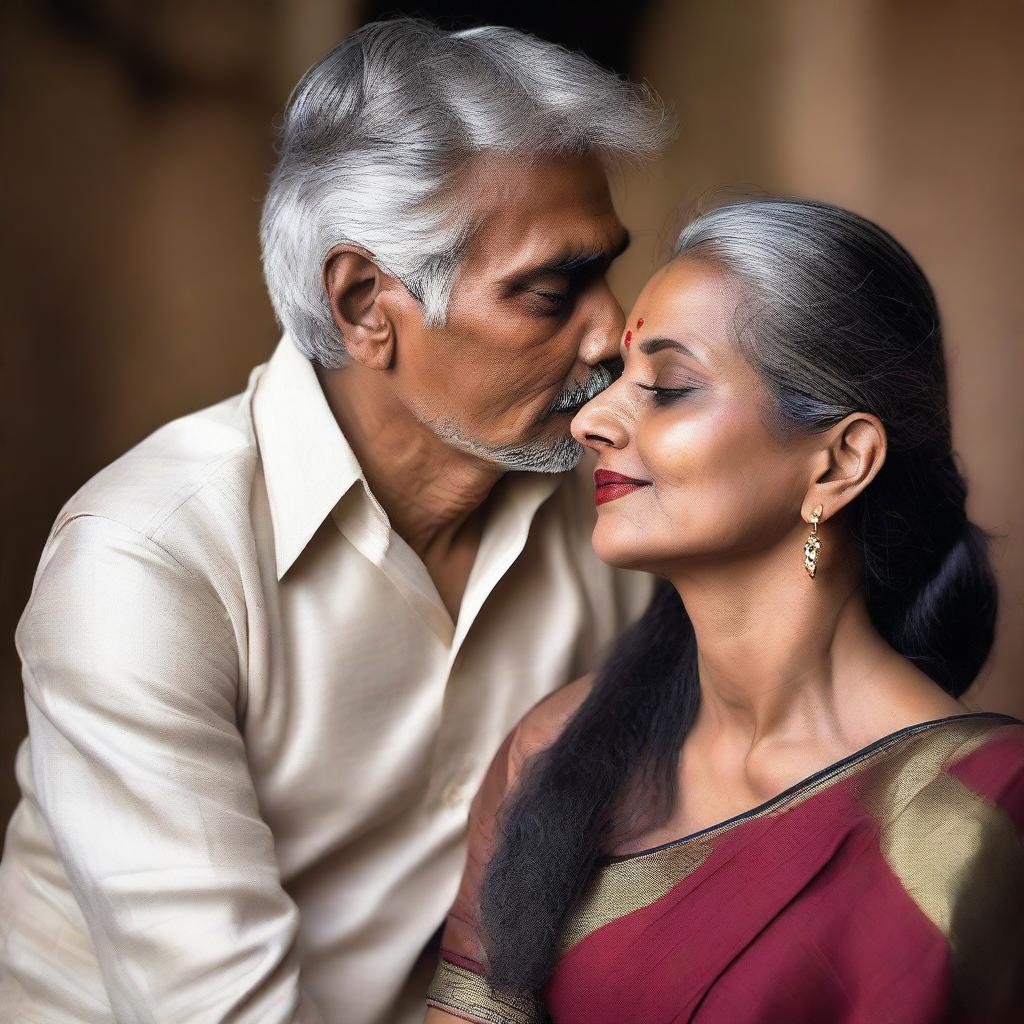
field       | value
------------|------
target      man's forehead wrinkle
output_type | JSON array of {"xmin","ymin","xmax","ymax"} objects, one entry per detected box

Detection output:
[
  {"xmin": 454, "ymin": 151, "xmax": 558, "ymax": 225},
  {"xmin": 456, "ymin": 150, "xmax": 619, "ymax": 248},
  {"xmin": 473, "ymin": 205, "xmax": 628, "ymax": 280}
]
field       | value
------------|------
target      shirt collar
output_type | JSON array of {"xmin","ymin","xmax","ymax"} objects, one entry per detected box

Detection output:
[
  {"xmin": 252, "ymin": 333, "xmax": 568, "ymax": 585},
  {"xmin": 252, "ymin": 334, "xmax": 362, "ymax": 580}
]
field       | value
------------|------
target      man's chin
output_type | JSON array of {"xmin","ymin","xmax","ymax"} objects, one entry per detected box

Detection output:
[
  {"xmin": 482, "ymin": 433, "xmax": 584, "ymax": 474},
  {"xmin": 422, "ymin": 414, "xmax": 582, "ymax": 473}
]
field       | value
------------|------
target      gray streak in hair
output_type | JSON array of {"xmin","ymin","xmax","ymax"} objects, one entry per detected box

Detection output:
[{"xmin": 672, "ymin": 199, "xmax": 947, "ymax": 450}]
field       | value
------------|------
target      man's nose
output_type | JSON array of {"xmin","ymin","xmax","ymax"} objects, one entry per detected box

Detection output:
[{"xmin": 578, "ymin": 280, "xmax": 625, "ymax": 366}]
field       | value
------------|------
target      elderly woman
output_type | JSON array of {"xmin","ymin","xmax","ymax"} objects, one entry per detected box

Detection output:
[{"xmin": 427, "ymin": 198, "xmax": 1024, "ymax": 1023}]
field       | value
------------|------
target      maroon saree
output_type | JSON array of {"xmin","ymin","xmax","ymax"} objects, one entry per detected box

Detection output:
[{"xmin": 427, "ymin": 711, "xmax": 1024, "ymax": 1023}]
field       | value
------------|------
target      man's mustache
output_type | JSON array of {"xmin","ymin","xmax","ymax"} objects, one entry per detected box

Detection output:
[{"xmin": 546, "ymin": 363, "xmax": 615, "ymax": 416}]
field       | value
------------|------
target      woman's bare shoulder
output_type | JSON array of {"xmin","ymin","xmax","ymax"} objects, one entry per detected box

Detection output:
[{"xmin": 507, "ymin": 675, "xmax": 596, "ymax": 775}]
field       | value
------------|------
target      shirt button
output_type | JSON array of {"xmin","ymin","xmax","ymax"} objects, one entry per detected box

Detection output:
[{"xmin": 442, "ymin": 781, "xmax": 467, "ymax": 807}]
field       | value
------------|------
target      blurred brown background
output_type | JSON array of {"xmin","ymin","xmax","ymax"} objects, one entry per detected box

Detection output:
[{"xmin": 2, "ymin": 0, "xmax": 1022, "ymax": 826}]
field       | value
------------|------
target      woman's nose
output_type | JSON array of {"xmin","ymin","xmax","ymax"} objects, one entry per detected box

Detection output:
[{"xmin": 570, "ymin": 378, "xmax": 630, "ymax": 452}]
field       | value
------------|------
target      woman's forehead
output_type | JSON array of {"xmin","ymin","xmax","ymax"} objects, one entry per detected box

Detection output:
[{"xmin": 634, "ymin": 259, "xmax": 743, "ymax": 360}]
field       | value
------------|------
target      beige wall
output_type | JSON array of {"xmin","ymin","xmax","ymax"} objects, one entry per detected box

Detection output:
[
  {"xmin": 609, "ymin": 0, "xmax": 1024, "ymax": 717},
  {"xmin": 2, "ymin": 1, "xmax": 1021, "ymax": 825}
]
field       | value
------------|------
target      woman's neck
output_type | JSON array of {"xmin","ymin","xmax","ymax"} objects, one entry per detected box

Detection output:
[{"xmin": 667, "ymin": 528, "xmax": 901, "ymax": 752}]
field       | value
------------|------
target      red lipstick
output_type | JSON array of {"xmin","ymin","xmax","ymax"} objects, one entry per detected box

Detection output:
[{"xmin": 594, "ymin": 469, "xmax": 651, "ymax": 506}]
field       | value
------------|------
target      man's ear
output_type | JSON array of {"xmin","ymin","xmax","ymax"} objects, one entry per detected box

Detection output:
[
  {"xmin": 322, "ymin": 246, "xmax": 396, "ymax": 370},
  {"xmin": 802, "ymin": 412, "xmax": 888, "ymax": 524}
]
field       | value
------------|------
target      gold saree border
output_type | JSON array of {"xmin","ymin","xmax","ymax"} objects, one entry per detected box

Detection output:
[
  {"xmin": 560, "ymin": 836, "xmax": 715, "ymax": 952},
  {"xmin": 563, "ymin": 715, "xmax": 1017, "ymax": 955},
  {"xmin": 863, "ymin": 720, "xmax": 1024, "ymax": 1019},
  {"xmin": 426, "ymin": 959, "xmax": 542, "ymax": 1024}
]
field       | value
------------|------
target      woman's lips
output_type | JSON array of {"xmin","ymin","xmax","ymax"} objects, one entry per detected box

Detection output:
[{"xmin": 594, "ymin": 469, "xmax": 652, "ymax": 506}]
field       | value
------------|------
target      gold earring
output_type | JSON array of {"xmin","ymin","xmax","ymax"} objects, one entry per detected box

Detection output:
[{"xmin": 803, "ymin": 504, "xmax": 823, "ymax": 578}]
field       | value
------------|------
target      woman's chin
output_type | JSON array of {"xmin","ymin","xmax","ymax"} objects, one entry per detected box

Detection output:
[{"xmin": 591, "ymin": 526, "xmax": 655, "ymax": 571}]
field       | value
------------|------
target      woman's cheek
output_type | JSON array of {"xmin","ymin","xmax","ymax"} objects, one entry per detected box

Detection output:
[
  {"xmin": 641, "ymin": 407, "xmax": 756, "ymax": 525},
  {"xmin": 635, "ymin": 415, "xmax": 706, "ymax": 490}
]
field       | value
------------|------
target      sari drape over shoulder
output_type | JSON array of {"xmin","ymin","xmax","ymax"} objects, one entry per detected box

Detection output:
[{"xmin": 427, "ymin": 711, "xmax": 1024, "ymax": 1023}]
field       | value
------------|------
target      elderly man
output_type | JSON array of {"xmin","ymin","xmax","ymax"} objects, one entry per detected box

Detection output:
[{"xmin": 0, "ymin": 17, "xmax": 667, "ymax": 1024}]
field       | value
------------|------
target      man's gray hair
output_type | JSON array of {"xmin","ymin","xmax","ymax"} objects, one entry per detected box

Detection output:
[{"xmin": 260, "ymin": 17, "xmax": 672, "ymax": 367}]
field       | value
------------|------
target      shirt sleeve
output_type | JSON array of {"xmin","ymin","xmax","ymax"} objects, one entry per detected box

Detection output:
[{"xmin": 15, "ymin": 514, "xmax": 324, "ymax": 1023}]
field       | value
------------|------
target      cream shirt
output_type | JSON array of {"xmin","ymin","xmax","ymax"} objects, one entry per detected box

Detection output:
[{"xmin": 0, "ymin": 335, "xmax": 653, "ymax": 1024}]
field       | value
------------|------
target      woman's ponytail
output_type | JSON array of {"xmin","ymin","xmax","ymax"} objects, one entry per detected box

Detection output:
[{"xmin": 881, "ymin": 516, "xmax": 998, "ymax": 697}]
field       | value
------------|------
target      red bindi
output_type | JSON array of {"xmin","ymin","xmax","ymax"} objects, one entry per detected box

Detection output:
[
  {"xmin": 624, "ymin": 330, "xmax": 632, "ymax": 348},
  {"xmin": 637, "ymin": 318, "xmax": 645, "ymax": 328}
]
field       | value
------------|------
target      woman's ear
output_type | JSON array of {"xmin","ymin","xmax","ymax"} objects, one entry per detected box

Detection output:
[
  {"xmin": 802, "ymin": 412, "xmax": 887, "ymax": 523},
  {"xmin": 322, "ymin": 246, "xmax": 396, "ymax": 370}
]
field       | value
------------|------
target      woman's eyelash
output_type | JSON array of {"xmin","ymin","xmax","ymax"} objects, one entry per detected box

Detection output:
[{"xmin": 635, "ymin": 382, "xmax": 698, "ymax": 403}]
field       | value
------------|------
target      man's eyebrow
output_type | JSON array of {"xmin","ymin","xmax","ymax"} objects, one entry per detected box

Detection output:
[
  {"xmin": 507, "ymin": 230, "xmax": 631, "ymax": 282},
  {"xmin": 637, "ymin": 336, "xmax": 705, "ymax": 365}
]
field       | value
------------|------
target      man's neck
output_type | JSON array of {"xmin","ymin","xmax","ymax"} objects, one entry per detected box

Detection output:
[{"xmin": 316, "ymin": 363, "xmax": 506, "ymax": 615}]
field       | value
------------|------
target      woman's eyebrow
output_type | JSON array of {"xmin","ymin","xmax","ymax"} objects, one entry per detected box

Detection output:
[{"xmin": 637, "ymin": 336, "xmax": 705, "ymax": 365}]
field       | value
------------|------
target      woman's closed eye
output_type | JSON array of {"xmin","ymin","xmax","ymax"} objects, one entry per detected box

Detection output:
[{"xmin": 635, "ymin": 380, "xmax": 701, "ymax": 405}]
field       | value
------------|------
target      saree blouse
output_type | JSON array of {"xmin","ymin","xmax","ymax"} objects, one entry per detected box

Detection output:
[{"xmin": 427, "ymin": 689, "xmax": 1024, "ymax": 1023}]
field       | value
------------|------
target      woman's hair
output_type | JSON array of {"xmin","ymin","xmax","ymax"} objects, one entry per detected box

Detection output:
[{"xmin": 479, "ymin": 197, "xmax": 999, "ymax": 997}]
